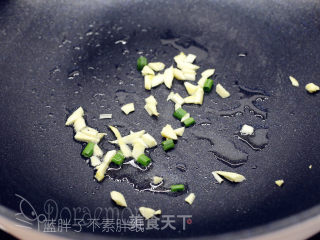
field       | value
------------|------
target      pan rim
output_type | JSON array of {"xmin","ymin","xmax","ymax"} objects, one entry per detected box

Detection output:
[{"xmin": 0, "ymin": 204, "xmax": 319, "ymax": 239}]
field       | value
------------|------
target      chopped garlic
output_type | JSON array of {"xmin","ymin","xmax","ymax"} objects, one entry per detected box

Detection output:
[
  {"xmin": 216, "ymin": 83, "xmax": 230, "ymax": 98},
  {"xmin": 183, "ymin": 72, "xmax": 196, "ymax": 81},
  {"xmin": 144, "ymin": 104, "xmax": 159, "ymax": 117},
  {"xmin": 151, "ymin": 73, "xmax": 164, "ymax": 87},
  {"xmin": 275, "ymin": 180, "xmax": 284, "ymax": 187},
  {"xmin": 95, "ymin": 150, "xmax": 117, "ymax": 181},
  {"xmin": 289, "ymin": 76, "xmax": 299, "ymax": 87},
  {"xmin": 184, "ymin": 82, "xmax": 199, "ymax": 95},
  {"xmin": 144, "ymin": 75, "xmax": 154, "ymax": 90},
  {"xmin": 184, "ymin": 95, "xmax": 197, "ymax": 104},
  {"xmin": 109, "ymin": 126, "xmax": 132, "ymax": 157},
  {"xmin": 154, "ymin": 210, "xmax": 161, "ymax": 215},
  {"xmin": 177, "ymin": 61, "xmax": 200, "ymax": 71},
  {"xmin": 81, "ymin": 127, "xmax": 99, "ymax": 137},
  {"xmin": 201, "ymin": 69, "xmax": 215, "ymax": 79},
  {"xmin": 110, "ymin": 191, "xmax": 127, "ymax": 207},
  {"xmin": 90, "ymin": 156, "xmax": 101, "ymax": 167},
  {"xmin": 309, "ymin": 165, "xmax": 312, "ymax": 169},
  {"xmin": 212, "ymin": 171, "xmax": 224, "ymax": 184},
  {"xmin": 99, "ymin": 113, "xmax": 112, "ymax": 119},
  {"xmin": 148, "ymin": 62, "xmax": 165, "ymax": 72},
  {"xmin": 74, "ymin": 132, "xmax": 100, "ymax": 143},
  {"xmin": 145, "ymin": 95, "xmax": 158, "ymax": 105},
  {"xmin": 141, "ymin": 133, "xmax": 157, "ymax": 148},
  {"xmin": 153, "ymin": 176, "xmax": 163, "ymax": 185},
  {"xmin": 305, "ymin": 83, "xmax": 320, "ymax": 93},
  {"xmin": 180, "ymin": 113, "xmax": 190, "ymax": 123},
  {"xmin": 132, "ymin": 141, "xmax": 146, "ymax": 160},
  {"xmin": 214, "ymin": 171, "xmax": 246, "ymax": 183},
  {"xmin": 93, "ymin": 144, "xmax": 103, "ymax": 157},
  {"xmin": 174, "ymin": 103, "xmax": 182, "ymax": 110},
  {"xmin": 193, "ymin": 87, "xmax": 204, "ymax": 104},
  {"xmin": 169, "ymin": 93, "xmax": 184, "ymax": 105},
  {"xmin": 139, "ymin": 207, "xmax": 161, "ymax": 220},
  {"xmin": 164, "ymin": 66, "xmax": 174, "ymax": 89},
  {"xmin": 174, "ymin": 127, "xmax": 185, "ymax": 136},
  {"xmin": 240, "ymin": 124, "xmax": 254, "ymax": 135},
  {"xmin": 141, "ymin": 65, "xmax": 155, "ymax": 76},
  {"xmin": 110, "ymin": 130, "xmax": 145, "ymax": 145},
  {"xmin": 145, "ymin": 96, "xmax": 159, "ymax": 117},
  {"xmin": 174, "ymin": 52, "xmax": 187, "ymax": 64},
  {"xmin": 185, "ymin": 54, "xmax": 197, "ymax": 63},
  {"xmin": 198, "ymin": 76, "xmax": 207, "ymax": 88},
  {"xmin": 121, "ymin": 103, "xmax": 135, "ymax": 115},
  {"xmin": 65, "ymin": 107, "xmax": 84, "ymax": 126},
  {"xmin": 161, "ymin": 124, "xmax": 177, "ymax": 140},
  {"xmin": 185, "ymin": 193, "xmax": 196, "ymax": 205},
  {"xmin": 109, "ymin": 125, "xmax": 122, "ymax": 139},
  {"xmin": 173, "ymin": 68, "xmax": 185, "ymax": 80},
  {"xmin": 73, "ymin": 117, "xmax": 86, "ymax": 132}
]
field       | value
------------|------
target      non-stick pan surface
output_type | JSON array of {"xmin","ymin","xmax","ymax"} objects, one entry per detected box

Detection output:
[{"xmin": 0, "ymin": 0, "xmax": 320, "ymax": 239}]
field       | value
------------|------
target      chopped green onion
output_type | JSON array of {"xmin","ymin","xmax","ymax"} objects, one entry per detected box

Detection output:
[
  {"xmin": 137, "ymin": 56, "xmax": 148, "ymax": 71},
  {"xmin": 137, "ymin": 154, "xmax": 151, "ymax": 167},
  {"xmin": 173, "ymin": 108, "xmax": 187, "ymax": 120},
  {"xmin": 111, "ymin": 151, "xmax": 125, "ymax": 166},
  {"xmin": 82, "ymin": 142, "xmax": 95, "ymax": 158},
  {"xmin": 162, "ymin": 139, "xmax": 175, "ymax": 151},
  {"xmin": 170, "ymin": 184, "xmax": 185, "ymax": 192},
  {"xmin": 183, "ymin": 117, "xmax": 195, "ymax": 127},
  {"xmin": 203, "ymin": 78, "xmax": 214, "ymax": 93}
]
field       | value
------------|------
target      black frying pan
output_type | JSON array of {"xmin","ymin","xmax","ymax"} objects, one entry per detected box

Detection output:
[{"xmin": 1, "ymin": 0, "xmax": 320, "ymax": 239}]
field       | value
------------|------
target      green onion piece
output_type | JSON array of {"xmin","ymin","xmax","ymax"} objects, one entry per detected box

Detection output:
[
  {"xmin": 82, "ymin": 142, "xmax": 95, "ymax": 158},
  {"xmin": 183, "ymin": 117, "xmax": 195, "ymax": 127},
  {"xmin": 173, "ymin": 108, "xmax": 187, "ymax": 120},
  {"xmin": 111, "ymin": 151, "xmax": 125, "ymax": 166},
  {"xmin": 162, "ymin": 139, "xmax": 175, "ymax": 151},
  {"xmin": 203, "ymin": 78, "xmax": 214, "ymax": 93},
  {"xmin": 170, "ymin": 184, "xmax": 185, "ymax": 192},
  {"xmin": 137, "ymin": 56, "xmax": 148, "ymax": 71},
  {"xmin": 137, "ymin": 154, "xmax": 151, "ymax": 167}
]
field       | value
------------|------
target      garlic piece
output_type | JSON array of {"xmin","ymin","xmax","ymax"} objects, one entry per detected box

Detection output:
[
  {"xmin": 275, "ymin": 180, "xmax": 284, "ymax": 187},
  {"xmin": 141, "ymin": 133, "xmax": 157, "ymax": 148},
  {"xmin": 95, "ymin": 150, "xmax": 117, "ymax": 181},
  {"xmin": 90, "ymin": 156, "xmax": 101, "ymax": 167},
  {"xmin": 214, "ymin": 171, "xmax": 246, "ymax": 183},
  {"xmin": 174, "ymin": 127, "xmax": 185, "ymax": 137},
  {"xmin": 185, "ymin": 193, "xmax": 196, "ymax": 205},
  {"xmin": 289, "ymin": 76, "xmax": 299, "ymax": 87},
  {"xmin": 139, "ymin": 207, "xmax": 161, "ymax": 220},
  {"xmin": 65, "ymin": 107, "xmax": 84, "ymax": 126},
  {"xmin": 148, "ymin": 62, "xmax": 165, "ymax": 72},
  {"xmin": 153, "ymin": 176, "xmax": 163, "ymax": 185},
  {"xmin": 161, "ymin": 124, "xmax": 178, "ymax": 140},
  {"xmin": 73, "ymin": 117, "xmax": 86, "ymax": 132},
  {"xmin": 216, "ymin": 83, "xmax": 230, "ymax": 98},
  {"xmin": 121, "ymin": 103, "xmax": 135, "ymax": 115},
  {"xmin": 144, "ymin": 75, "xmax": 154, "ymax": 90},
  {"xmin": 212, "ymin": 171, "xmax": 224, "ymax": 184},
  {"xmin": 164, "ymin": 66, "xmax": 174, "ymax": 89},
  {"xmin": 240, "ymin": 124, "xmax": 254, "ymax": 136},
  {"xmin": 305, "ymin": 83, "xmax": 320, "ymax": 93},
  {"xmin": 141, "ymin": 65, "xmax": 155, "ymax": 76},
  {"xmin": 110, "ymin": 191, "xmax": 127, "ymax": 207}
]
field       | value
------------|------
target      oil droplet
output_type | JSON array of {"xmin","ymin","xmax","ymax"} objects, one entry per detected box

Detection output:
[
  {"xmin": 115, "ymin": 40, "xmax": 127, "ymax": 45},
  {"xmin": 192, "ymin": 129, "xmax": 248, "ymax": 166},
  {"xmin": 68, "ymin": 70, "xmax": 80, "ymax": 80},
  {"xmin": 238, "ymin": 129, "xmax": 269, "ymax": 150}
]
